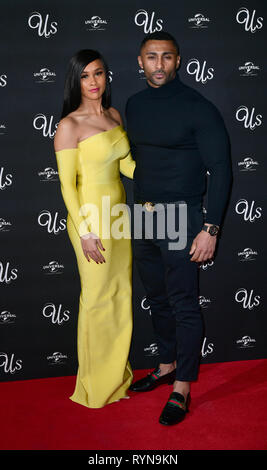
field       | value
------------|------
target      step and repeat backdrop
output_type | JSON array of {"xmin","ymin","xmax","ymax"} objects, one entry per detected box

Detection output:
[{"xmin": 0, "ymin": 0, "xmax": 266, "ymax": 380}]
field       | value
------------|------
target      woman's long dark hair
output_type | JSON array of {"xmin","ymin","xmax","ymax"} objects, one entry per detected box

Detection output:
[{"xmin": 60, "ymin": 49, "xmax": 111, "ymax": 119}]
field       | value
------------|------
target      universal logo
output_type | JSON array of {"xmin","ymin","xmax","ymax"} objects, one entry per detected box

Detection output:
[
  {"xmin": 43, "ymin": 303, "xmax": 70, "ymax": 325},
  {"xmin": 236, "ymin": 335, "xmax": 256, "ymax": 349},
  {"xmin": 0, "ymin": 124, "xmax": 6, "ymax": 135},
  {"xmin": 85, "ymin": 16, "xmax": 108, "ymax": 30},
  {"xmin": 43, "ymin": 261, "xmax": 64, "ymax": 274},
  {"xmin": 0, "ymin": 261, "xmax": 18, "ymax": 284},
  {"xmin": 28, "ymin": 12, "xmax": 58, "ymax": 38},
  {"xmin": 144, "ymin": 343, "xmax": 159, "ymax": 357},
  {"xmin": 0, "ymin": 310, "xmax": 16, "ymax": 324},
  {"xmin": 187, "ymin": 58, "xmax": 214, "ymax": 84},
  {"xmin": 235, "ymin": 106, "xmax": 262, "ymax": 131},
  {"xmin": 238, "ymin": 156, "xmax": 259, "ymax": 171},
  {"xmin": 188, "ymin": 13, "xmax": 210, "ymax": 28},
  {"xmin": 33, "ymin": 114, "xmax": 58, "ymax": 138},
  {"xmin": 238, "ymin": 61, "xmax": 260, "ymax": 77},
  {"xmin": 199, "ymin": 295, "xmax": 211, "ymax": 308},
  {"xmin": 34, "ymin": 68, "xmax": 56, "ymax": 83},
  {"xmin": 138, "ymin": 68, "xmax": 146, "ymax": 80},
  {"xmin": 47, "ymin": 351, "xmax": 68, "ymax": 365},
  {"xmin": 235, "ymin": 288, "xmax": 260, "ymax": 310},
  {"xmin": 0, "ymin": 167, "xmax": 13, "ymax": 190},
  {"xmin": 238, "ymin": 248, "xmax": 258, "ymax": 262},
  {"xmin": 38, "ymin": 210, "xmax": 66, "ymax": 235},
  {"xmin": 0, "ymin": 217, "xmax": 11, "ymax": 232},
  {"xmin": 235, "ymin": 199, "xmax": 262, "ymax": 222},
  {"xmin": 236, "ymin": 8, "xmax": 263, "ymax": 33},
  {"xmin": 0, "ymin": 352, "xmax": 22, "ymax": 374},
  {"xmin": 38, "ymin": 167, "xmax": 59, "ymax": 181},
  {"xmin": 134, "ymin": 9, "xmax": 163, "ymax": 33},
  {"xmin": 0, "ymin": 74, "xmax": 7, "ymax": 87}
]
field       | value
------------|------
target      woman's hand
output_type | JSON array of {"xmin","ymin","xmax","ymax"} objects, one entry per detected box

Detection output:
[{"xmin": 80, "ymin": 233, "xmax": 106, "ymax": 264}]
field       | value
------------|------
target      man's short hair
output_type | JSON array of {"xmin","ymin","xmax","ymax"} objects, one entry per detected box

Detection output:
[{"xmin": 140, "ymin": 31, "xmax": 180, "ymax": 55}]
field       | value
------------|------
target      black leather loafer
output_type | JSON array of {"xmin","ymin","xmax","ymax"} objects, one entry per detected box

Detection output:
[
  {"xmin": 159, "ymin": 392, "xmax": 190, "ymax": 425},
  {"xmin": 129, "ymin": 366, "xmax": 176, "ymax": 392}
]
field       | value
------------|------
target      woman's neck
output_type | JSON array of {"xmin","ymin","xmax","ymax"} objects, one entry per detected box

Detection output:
[{"xmin": 78, "ymin": 98, "xmax": 103, "ymax": 116}]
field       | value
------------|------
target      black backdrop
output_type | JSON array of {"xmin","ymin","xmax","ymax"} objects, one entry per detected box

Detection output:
[{"xmin": 0, "ymin": 0, "xmax": 266, "ymax": 381}]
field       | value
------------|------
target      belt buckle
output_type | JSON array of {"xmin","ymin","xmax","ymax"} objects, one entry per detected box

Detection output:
[{"xmin": 144, "ymin": 201, "xmax": 155, "ymax": 212}]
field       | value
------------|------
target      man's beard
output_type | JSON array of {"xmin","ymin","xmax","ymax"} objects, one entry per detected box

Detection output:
[{"xmin": 149, "ymin": 69, "xmax": 176, "ymax": 87}]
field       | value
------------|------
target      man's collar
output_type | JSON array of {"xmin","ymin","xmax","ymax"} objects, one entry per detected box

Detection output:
[{"xmin": 145, "ymin": 73, "xmax": 184, "ymax": 98}]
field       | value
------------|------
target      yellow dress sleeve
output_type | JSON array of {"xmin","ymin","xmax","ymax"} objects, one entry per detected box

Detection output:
[
  {"xmin": 55, "ymin": 148, "xmax": 90, "ymax": 237},
  {"xmin": 119, "ymin": 150, "xmax": 136, "ymax": 179}
]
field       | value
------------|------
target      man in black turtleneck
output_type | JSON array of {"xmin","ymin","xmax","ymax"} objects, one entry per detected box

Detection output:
[{"xmin": 126, "ymin": 32, "xmax": 232, "ymax": 426}]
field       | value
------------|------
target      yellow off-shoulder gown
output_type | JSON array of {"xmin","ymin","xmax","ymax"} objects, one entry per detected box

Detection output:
[{"xmin": 55, "ymin": 125, "xmax": 136, "ymax": 408}]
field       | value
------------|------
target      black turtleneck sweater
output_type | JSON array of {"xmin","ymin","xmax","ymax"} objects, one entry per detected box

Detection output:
[{"xmin": 125, "ymin": 74, "xmax": 232, "ymax": 226}]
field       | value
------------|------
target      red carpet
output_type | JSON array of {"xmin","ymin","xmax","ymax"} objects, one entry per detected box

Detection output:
[{"xmin": 1, "ymin": 359, "xmax": 267, "ymax": 450}]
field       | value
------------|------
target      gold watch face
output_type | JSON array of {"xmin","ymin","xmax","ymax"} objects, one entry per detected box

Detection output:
[{"xmin": 209, "ymin": 225, "xmax": 218, "ymax": 236}]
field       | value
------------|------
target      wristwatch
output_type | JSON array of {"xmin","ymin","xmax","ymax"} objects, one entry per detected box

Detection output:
[{"xmin": 202, "ymin": 224, "xmax": 219, "ymax": 236}]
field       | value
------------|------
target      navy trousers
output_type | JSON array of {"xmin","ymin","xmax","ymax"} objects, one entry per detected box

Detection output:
[{"xmin": 133, "ymin": 201, "xmax": 204, "ymax": 382}]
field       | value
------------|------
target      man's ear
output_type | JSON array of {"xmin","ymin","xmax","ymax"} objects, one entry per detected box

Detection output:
[{"xmin": 137, "ymin": 55, "xmax": 143, "ymax": 69}]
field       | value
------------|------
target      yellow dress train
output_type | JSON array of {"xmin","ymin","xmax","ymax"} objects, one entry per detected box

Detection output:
[{"xmin": 55, "ymin": 125, "xmax": 136, "ymax": 408}]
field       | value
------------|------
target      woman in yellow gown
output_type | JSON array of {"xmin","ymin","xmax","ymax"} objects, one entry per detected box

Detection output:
[{"xmin": 54, "ymin": 50, "xmax": 136, "ymax": 408}]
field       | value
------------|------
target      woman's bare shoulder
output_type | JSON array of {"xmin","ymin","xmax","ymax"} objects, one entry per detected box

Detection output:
[
  {"xmin": 54, "ymin": 115, "xmax": 79, "ymax": 151},
  {"xmin": 107, "ymin": 107, "xmax": 123, "ymax": 126}
]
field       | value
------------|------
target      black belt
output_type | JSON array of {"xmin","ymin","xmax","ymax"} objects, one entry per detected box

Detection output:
[
  {"xmin": 136, "ymin": 199, "xmax": 187, "ymax": 205},
  {"xmin": 136, "ymin": 196, "xmax": 201, "ymax": 206},
  {"xmin": 136, "ymin": 200, "xmax": 187, "ymax": 212}
]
